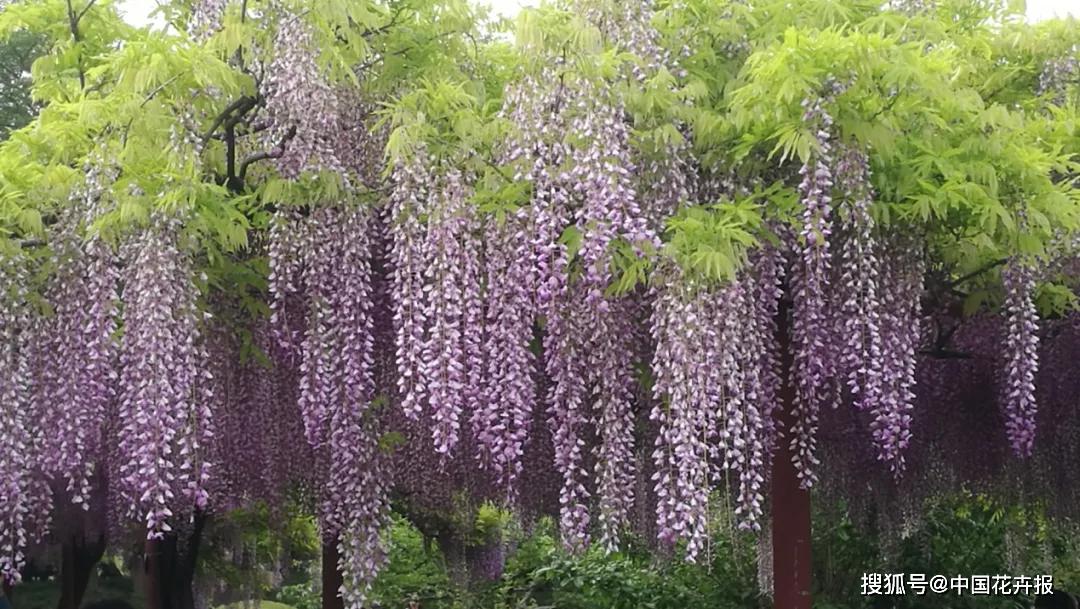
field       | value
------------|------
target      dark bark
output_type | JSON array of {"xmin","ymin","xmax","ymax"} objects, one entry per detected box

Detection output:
[
  {"xmin": 173, "ymin": 510, "xmax": 206, "ymax": 609},
  {"xmin": 57, "ymin": 532, "xmax": 106, "ymax": 609},
  {"xmin": 142, "ymin": 512, "xmax": 207, "ymax": 609},
  {"xmin": 321, "ymin": 538, "xmax": 344, "ymax": 609},
  {"xmin": 143, "ymin": 538, "xmax": 166, "ymax": 609},
  {"xmin": 771, "ymin": 302, "xmax": 813, "ymax": 609}
]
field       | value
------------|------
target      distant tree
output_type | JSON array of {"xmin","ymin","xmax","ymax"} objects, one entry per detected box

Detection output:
[{"xmin": 0, "ymin": 29, "xmax": 43, "ymax": 138}]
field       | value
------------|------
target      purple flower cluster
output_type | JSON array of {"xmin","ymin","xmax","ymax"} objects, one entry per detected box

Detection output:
[
  {"xmin": 475, "ymin": 210, "xmax": 536, "ymax": 493},
  {"xmin": 268, "ymin": 208, "xmax": 308, "ymax": 366},
  {"xmin": 569, "ymin": 90, "xmax": 654, "ymax": 299},
  {"xmin": 560, "ymin": 78, "xmax": 653, "ymax": 550},
  {"xmin": 650, "ymin": 276, "xmax": 713, "ymax": 560},
  {"xmin": 116, "ymin": 217, "xmax": 214, "ymax": 538},
  {"xmin": 264, "ymin": 12, "xmax": 342, "ymax": 179},
  {"xmin": 544, "ymin": 289, "xmax": 592, "ymax": 553},
  {"xmin": 873, "ymin": 237, "xmax": 923, "ymax": 475},
  {"xmin": 747, "ymin": 244, "xmax": 786, "ymax": 453},
  {"xmin": 390, "ymin": 153, "xmax": 432, "ymax": 421},
  {"xmin": 500, "ymin": 71, "xmax": 602, "ymax": 551},
  {"xmin": 836, "ymin": 147, "xmax": 883, "ymax": 413},
  {"xmin": 189, "ymin": 0, "xmax": 226, "ymax": 41},
  {"xmin": 1001, "ymin": 257, "xmax": 1040, "ymax": 457},
  {"xmin": 1036, "ymin": 54, "xmax": 1078, "ymax": 105},
  {"xmin": 422, "ymin": 171, "xmax": 484, "ymax": 458},
  {"xmin": 592, "ymin": 298, "xmax": 639, "ymax": 552},
  {"xmin": 725, "ymin": 276, "xmax": 769, "ymax": 531},
  {"xmin": 204, "ymin": 320, "xmax": 307, "ymax": 511},
  {"xmin": 649, "ymin": 267, "xmax": 774, "ymax": 559},
  {"xmin": 790, "ymin": 97, "xmax": 836, "ymax": 488},
  {"xmin": 36, "ymin": 170, "xmax": 120, "ymax": 509},
  {"xmin": 277, "ymin": 204, "xmax": 389, "ymax": 607},
  {"xmin": 0, "ymin": 254, "xmax": 51, "ymax": 586}
]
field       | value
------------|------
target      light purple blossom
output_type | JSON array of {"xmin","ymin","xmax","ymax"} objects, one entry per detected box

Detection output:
[{"xmin": 1001, "ymin": 257, "xmax": 1040, "ymax": 457}]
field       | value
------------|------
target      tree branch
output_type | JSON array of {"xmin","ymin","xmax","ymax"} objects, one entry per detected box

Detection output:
[
  {"xmin": 139, "ymin": 74, "xmax": 182, "ymax": 108},
  {"xmin": 76, "ymin": 0, "xmax": 99, "ymax": 24},
  {"xmin": 201, "ymin": 95, "xmax": 258, "ymax": 147},
  {"xmin": 65, "ymin": 0, "xmax": 87, "ymax": 90},
  {"xmin": 236, "ymin": 125, "xmax": 297, "ymax": 186},
  {"xmin": 948, "ymin": 257, "xmax": 1009, "ymax": 289}
]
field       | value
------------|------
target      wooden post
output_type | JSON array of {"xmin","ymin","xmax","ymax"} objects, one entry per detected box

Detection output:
[{"xmin": 771, "ymin": 302, "xmax": 813, "ymax": 609}]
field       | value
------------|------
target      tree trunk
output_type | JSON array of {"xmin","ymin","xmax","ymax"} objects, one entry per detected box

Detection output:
[
  {"xmin": 57, "ymin": 533, "xmax": 106, "ymax": 609},
  {"xmin": 174, "ymin": 511, "xmax": 206, "ymax": 609},
  {"xmin": 321, "ymin": 538, "xmax": 344, "ymax": 609},
  {"xmin": 771, "ymin": 303, "xmax": 813, "ymax": 609},
  {"xmin": 3, "ymin": 581, "xmax": 13, "ymax": 606},
  {"xmin": 143, "ymin": 537, "xmax": 167, "ymax": 609},
  {"xmin": 142, "ymin": 511, "xmax": 207, "ymax": 609}
]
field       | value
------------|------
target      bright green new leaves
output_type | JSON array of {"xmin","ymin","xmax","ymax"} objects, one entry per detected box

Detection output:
[
  {"xmin": 678, "ymin": 1, "xmax": 1080, "ymax": 302},
  {"xmin": 661, "ymin": 197, "xmax": 765, "ymax": 285},
  {"xmin": 0, "ymin": 0, "xmax": 1078, "ymax": 316}
]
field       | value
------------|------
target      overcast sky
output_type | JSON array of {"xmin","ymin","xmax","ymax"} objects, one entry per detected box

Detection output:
[{"xmin": 117, "ymin": 0, "xmax": 1076, "ymax": 29}]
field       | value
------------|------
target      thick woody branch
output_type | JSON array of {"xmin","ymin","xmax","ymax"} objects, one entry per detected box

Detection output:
[
  {"xmin": 201, "ymin": 95, "xmax": 259, "ymax": 147},
  {"xmin": 236, "ymin": 125, "xmax": 298, "ymax": 185}
]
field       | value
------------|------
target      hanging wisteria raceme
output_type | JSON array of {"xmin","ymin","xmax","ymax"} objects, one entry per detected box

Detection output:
[
  {"xmin": 589, "ymin": 0, "xmax": 693, "ymax": 235},
  {"xmin": 835, "ymin": 147, "xmax": 884, "ymax": 414},
  {"xmin": 36, "ymin": 238, "xmax": 118, "ymax": 506},
  {"xmin": 268, "ymin": 208, "xmax": 309, "ymax": 367},
  {"xmin": 288, "ymin": 203, "xmax": 389, "ymax": 607},
  {"xmin": 725, "ymin": 275, "xmax": 769, "ymax": 530},
  {"xmin": 475, "ymin": 210, "xmax": 536, "ymax": 493},
  {"xmin": 746, "ymin": 243, "xmax": 786, "ymax": 453},
  {"xmin": 470, "ymin": 72, "xmax": 568, "ymax": 493},
  {"xmin": 258, "ymin": 319, "xmax": 314, "ymax": 502},
  {"xmin": 1001, "ymin": 257, "xmax": 1040, "ymax": 457},
  {"xmin": 334, "ymin": 425, "xmax": 390, "ymax": 609},
  {"xmin": 204, "ymin": 321, "xmax": 301, "ymax": 510},
  {"xmin": 297, "ymin": 208, "xmax": 344, "ymax": 450},
  {"xmin": 422, "ymin": 170, "xmax": 484, "ymax": 458},
  {"xmin": 569, "ymin": 87, "xmax": 656, "ymax": 297},
  {"xmin": 263, "ymin": 11, "xmax": 343, "ymax": 179},
  {"xmin": 115, "ymin": 217, "xmax": 214, "ymax": 538},
  {"xmin": 592, "ymin": 297, "xmax": 639, "ymax": 552},
  {"xmin": 544, "ymin": 287, "xmax": 592, "ymax": 553},
  {"xmin": 189, "ymin": 0, "xmax": 226, "ymax": 41},
  {"xmin": 560, "ymin": 77, "xmax": 654, "ymax": 552},
  {"xmin": 652, "ymin": 272, "xmax": 768, "ymax": 541},
  {"xmin": 510, "ymin": 74, "xmax": 574, "ymax": 311},
  {"xmin": 390, "ymin": 152, "xmax": 433, "ymax": 421},
  {"xmin": 649, "ymin": 274, "xmax": 713, "ymax": 562},
  {"xmin": 789, "ymin": 96, "xmax": 837, "ymax": 488},
  {"xmin": 34, "ymin": 166, "xmax": 120, "ymax": 509},
  {"xmin": 0, "ymin": 253, "xmax": 51, "ymax": 587},
  {"xmin": 498, "ymin": 69, "xmax": 597, "ymax": 549},
  {"xmin": 874, "ymin": 237, "xmax": 924, "ymax": 474},
  {"xmin": 1036, "ymin": 53, "xmax": 1078, "ymax": 106}
]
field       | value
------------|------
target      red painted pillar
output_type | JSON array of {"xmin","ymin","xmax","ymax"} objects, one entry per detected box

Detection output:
[{"xmin": 771, "ymin": 302, "xmax": 812, "ymax": 609}]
